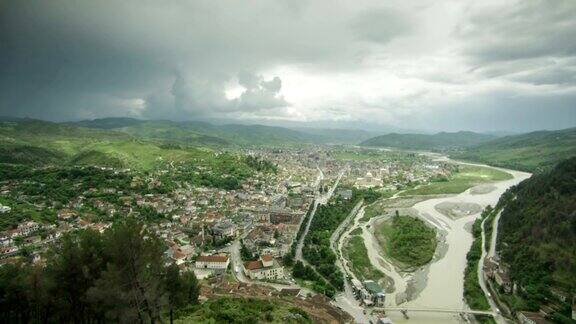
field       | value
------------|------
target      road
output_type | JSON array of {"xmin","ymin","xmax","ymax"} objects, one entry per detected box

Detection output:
[
  {"xmin": 333, "ymin": 205, "xmax": 376, "ymax": 323},
  {"xmin": 295, "ymin": 167, "xmax": 346, "ymax": 263},
  {"xmin": 478, "ymin": 212, "xmax": 506, "ymax": 324},
  {"xmin": 488, "ymin": 210, "xmax": 502, "ymax": 258}
]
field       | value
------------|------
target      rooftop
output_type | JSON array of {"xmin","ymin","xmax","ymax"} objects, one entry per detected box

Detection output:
[{"xmin": 196, "ymin": 255, "xmax": 228, "ymax": 263}]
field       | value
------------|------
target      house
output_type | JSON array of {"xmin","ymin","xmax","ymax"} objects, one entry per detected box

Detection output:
[
  {"xmin": 168, "ymin": 244, "xmax": 195, "ymax": 265},
  {"xmin": 57, "ymin": 209, "xmax": 77, "ymax": 220},
  {"xmin": 212, "ymin": 220, "xmax": 236, "ymax": 239},
  {"xmin": 0, "ymin": 246, "xmax": 18, "ymax": 259},
  {"xmin": 15, "ymin": 221, "xmax": 42, "ymax": 237},
  {"xmin": 517, "ymin": 311, "xmax": 552, "ymax": 324},
  {"xmin": 195, "ymin": 254, "xmax": 229, "ymax": 270},
  {"xmin": 243, "ymin": 254, "xmax": 284, "ymax": 281}
]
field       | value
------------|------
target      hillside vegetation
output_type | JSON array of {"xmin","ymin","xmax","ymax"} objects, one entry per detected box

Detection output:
[
  {"xmin": 497, "ymin": 157, "xmax": 576, "ymax": 304},
  {"xmin": 452, "ymin": 127, "xmax": 576, "ymax": 172},
  {"xmin": 360, "ymin": 131, "xmax": 495, "ymax": 150},
  {"xmin": 0, "ymin": 119, "xmax": 266, "ymax": 172},
  {"xmin": 72, "ymin": 117, "xmax": 372, "ymax": 146}
]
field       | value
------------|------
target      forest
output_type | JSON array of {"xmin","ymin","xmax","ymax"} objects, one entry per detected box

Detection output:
[
  {"xmin": 377, "ymin": 214, "xmax": 437, "ymax": 268},
  {"xmin": 300, "ymin": 188, "xmax": 380, "ymax": 295},
  {"xmin": 0, "ymin": 218, "xmax": 200, "ymax": 323},
  {"xmin": 496, "ymin": 157, "xmax": 576, "ymax": 319}
]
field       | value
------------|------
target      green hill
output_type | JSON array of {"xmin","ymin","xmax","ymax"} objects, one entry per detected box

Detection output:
[
  {"xmin": 496, "ymin": 157, "xmax": 576, "ymax": 314},
  {"xmin": 360, "ymin": 131, "xmax": 495, "ymax": 150},
  {"xmin": 0, "ymin": 119, "xmax": 222, "ymax": 170},
  {"xmin": 452, "ymin": 127, "xmax": 576, "ymax": 172},
  {"xmin": 72, "ymin": 118, "xmax": 322, "ymax": 146}
]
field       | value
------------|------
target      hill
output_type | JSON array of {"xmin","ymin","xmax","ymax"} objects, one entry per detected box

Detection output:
[
  {"xmin": 496, "ymin": 157, "xmax": 576, "ymax": 314},
  {"xmin": 71, "ymin": 118, "xmax": 323, "ymax": 146},
  {"xmin": 0, "ymin": 119, "xmax": 243, "ymax": 171},
  {"xmin": 360, "ymin": 131, "xmax": 496, "ymax": 150},
  {"xmin": 452, "ymin": 127, "xmax": 576, "ymax": 172}
]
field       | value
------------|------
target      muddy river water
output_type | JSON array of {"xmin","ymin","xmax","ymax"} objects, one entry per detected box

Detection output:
[{"xmin": 374, "ymin": 157, "xmax": 531, "ymax": 323}]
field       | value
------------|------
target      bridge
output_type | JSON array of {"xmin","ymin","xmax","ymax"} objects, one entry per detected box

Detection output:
[{"xmin": 373, "ymin": 307, "xmax": 495, "ymax": 317}]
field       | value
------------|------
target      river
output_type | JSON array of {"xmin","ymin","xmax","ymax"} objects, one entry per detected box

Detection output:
[{"xmin": 366, "ymin": 156, "xmax": 530, "ymax": 323}]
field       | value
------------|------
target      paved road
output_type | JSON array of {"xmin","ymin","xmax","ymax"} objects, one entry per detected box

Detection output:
[
  {"xmin": 295, "ymin": 167, "xmax": 346, "ymax": 263},
  {"xmin": 488, "ymin": 210, "xmax": 502, "ymax": 258},
  {"xmin": 478, "ymin": 215, "xmax": 506, "ymax": 324}
]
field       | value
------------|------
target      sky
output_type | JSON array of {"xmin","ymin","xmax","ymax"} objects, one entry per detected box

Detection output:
[{"xmin": 1, "ymin": 0, "xmax": 575, "ymax": 133}]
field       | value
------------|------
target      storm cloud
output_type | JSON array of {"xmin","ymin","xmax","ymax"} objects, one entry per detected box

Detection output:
[{"xmin": 0, "ymin": 0, "xmax": 575, "ymax": 132}]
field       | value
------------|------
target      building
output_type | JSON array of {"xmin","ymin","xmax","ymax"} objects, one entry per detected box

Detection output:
[
  {"xmin": 211, "ymin": 220, "xmax": 236, "ymax": 239},
  {"xmin": 168, "ymin": 244, "xmax": 195, "ymax": 265},
  {"xmin": 269, "ymin": 211, "xmax": 298, "ymax": 225},
  {"xmin": 243, "ymin": 254, "xmax": 284, "ymax": 281},
  {"xmin": 195, "ymin": 255, "xmax": 229, "ymax": 270},
  {"xmin": 363, "ymin": 280, "xmax": 386, "ymax": 307},
  {"xmin": 14, "ymin": 221, "xmax": 42, "ymax": 237},
  {"xmin": 355, "ymin": 172, "xmax": 383, "ymax": 188}
]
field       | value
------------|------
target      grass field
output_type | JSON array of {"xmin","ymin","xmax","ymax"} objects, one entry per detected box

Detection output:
[
  {"xmin": 343, "ymin": 234, "xmax": 389, "ymax": 287},
  {"xmin": 343, "ymin": 235, "xmax": 385, "ymax": 283},
  {"xmin": 399, "ymin": 165, "xmax": 512, "ymax": 196},
  {"xmin": 375, "ymin": 215, "xmax": 437, "ymax": 269}
]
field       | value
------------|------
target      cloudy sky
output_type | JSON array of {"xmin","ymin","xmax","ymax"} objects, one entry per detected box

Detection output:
[{"xmin": 1, "ymin": 0, "xmax": 575, "ymax": 132}]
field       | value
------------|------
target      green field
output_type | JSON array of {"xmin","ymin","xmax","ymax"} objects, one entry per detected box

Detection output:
[
  {"xmin": 343, "ymin": 235, "xmax": 385, "ymax": 282},
  {"xmin": 375, "ymin": 215, "xmax": 437, "ymax": 269},
  {"xmin": 399, "ymin": 165, "xmax": 512, "ymax": 196}
]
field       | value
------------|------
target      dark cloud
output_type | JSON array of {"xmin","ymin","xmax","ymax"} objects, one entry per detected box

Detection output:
[
  {"xmin": 459, "ymin": 0, "xmax": 576, "ymax": 63},
  {"xmin": 0, "ymin": 0, "xmax": 344, "ymax": 120},
  {"xmin": 143, "ymin": 71, "xmax": 288, "ymax": 119},
  {"xmin": 350, "ymin": 7, "xmax": 411, "ymax": 44},
  {"xmin": 0, "ymin": 0, "xmax": 574, "ymax": 132}
]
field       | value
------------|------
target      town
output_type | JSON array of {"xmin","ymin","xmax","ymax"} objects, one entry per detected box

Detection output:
[{"xmin": 0, "ymin": 147, "xmax": 450, "ymax": 290}]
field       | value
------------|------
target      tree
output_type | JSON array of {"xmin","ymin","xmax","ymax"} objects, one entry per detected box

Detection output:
[
  {"xmin": 165, "ymin": 264, "xmax": 185, "ymax": 324},
  {"xmin": 181, "ymin": 271, "xmax": 200, "ymax": 305},
  {"xmin": 88, "ymin": 218, "xmax": 166, "ymax": 323},
  {"xmin": 44, "ymin": 229, "xmax": 106, "ymax": 323}
]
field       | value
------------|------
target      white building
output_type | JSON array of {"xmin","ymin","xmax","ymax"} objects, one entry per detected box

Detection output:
[
  {"xmin": 195, "ymin": 254, "xmax": 229, "ymax": 270},
  {"xmin": 243, "ymin": 254, "xmax": 284, "ymax": 280},
  {"xmin": 355, "ymin": 172, "xmax": 383, "ymax": 188}
]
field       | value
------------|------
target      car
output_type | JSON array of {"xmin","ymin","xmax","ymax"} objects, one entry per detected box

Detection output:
[{"xmin": 235, "ymin": 266, "xmax": 240, "ymax": 273}]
